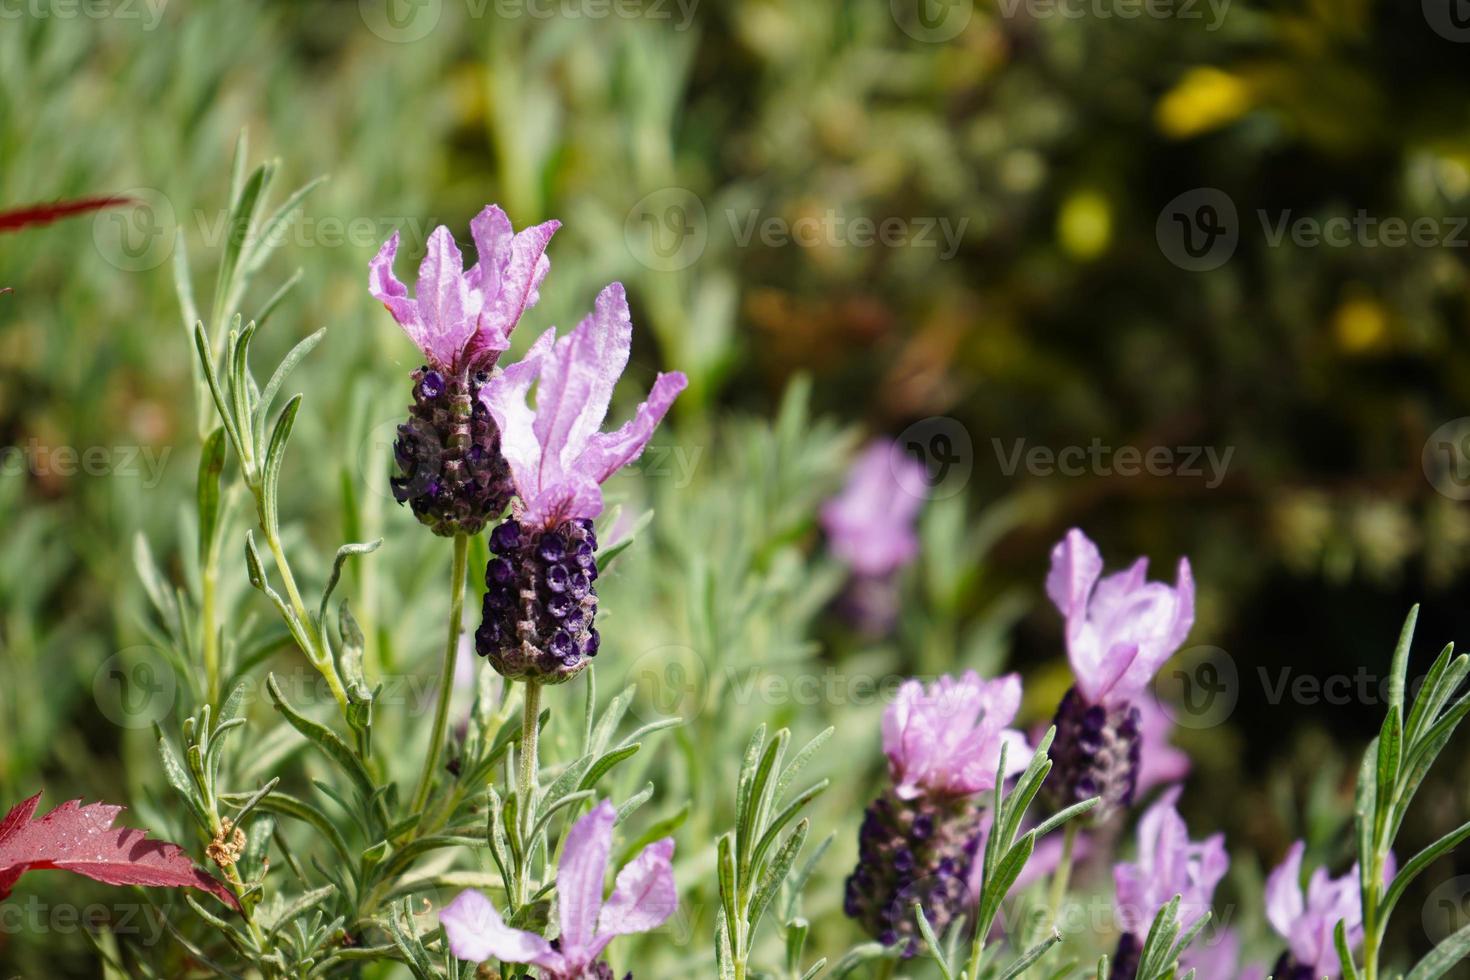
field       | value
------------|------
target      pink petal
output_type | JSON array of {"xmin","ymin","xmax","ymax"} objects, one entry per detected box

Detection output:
[
  {"xmin": 1086, "ymin": 642, "xmax": 1142, "ymax": 704},
  {"xmin": 533, "ymin": 283, "xmax": 634, "ymax": 491},
  {"xmin": 557, "ymin": 800, "xmax": 616, "ymax": 957},
  {"xmin": 1264, "ymin": 841, "xmax": 1306, "ymax": 942},
  {"xmin": 583, "ymin": 371, "xmax": 688, "ymax": 484},
  {"xmin": 1045, "ymin": 529, "xmax": 1103, "ymax": 626},
  {"xmin": 466, "ymin": 211, "xmax": 560, "ymax": 366},
  {"xmin": 414, "ymin": 226, "xmax": 475, "ymax": 369},
  {"xmin": 439, "ymin": 889, "xmax": 559, "ymax": 969},
  {"xmin": 368, "ymin": 232, "xmax": 428, "ymax": 357},
  {"xmin": 482, "ymin": 327, "xmax": 557, "ymax": 503},
  {"xmin": 597, "ymin": 837, "xmax": 677, "ymax": 943}
]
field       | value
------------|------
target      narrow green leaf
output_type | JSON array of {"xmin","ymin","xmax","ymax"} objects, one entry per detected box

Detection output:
[
  {"xmin": 256, "ymin": 327, "xmax": 325, "ymax": 455},
  {"xmin": 1335, "ymin": 919, "xmax": 1362, "ymax": 980},
  {"xmin": 265, "ymin": 673, "xmax": 376, "ymax": 807},
  {"xmin": 197, "ymin": 427, "xmax": 227, "ymax": 564},
  {"xmin": 1406, "ymin": 921, "xmax": 1470, "ymax": 980}
]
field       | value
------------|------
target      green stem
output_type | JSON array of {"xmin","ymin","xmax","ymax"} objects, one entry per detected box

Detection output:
[
  {"xmin": 201, "ymin": 563, "xmax": 220, "ymax": 705},
  {"xmin": 517, "ymin": 679, "xmax": 542, "ymax": 904},
  {"xmin": 259, "ymin": 511, "xmax": 348, "ymax": 711},
  {"xmin": 1047, "ymin": 822, "xmax": 1080, "ymax": 928},
  {"xmin": 410, "ymin": 532, "xmax": 470, "ymax": 817}
]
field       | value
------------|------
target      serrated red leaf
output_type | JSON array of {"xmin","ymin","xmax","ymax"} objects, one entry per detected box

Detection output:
[
  {"xmin": 0, "ymin": 196, "xmax": 135, "ymax": 233},
  {"xmin": 0, "ymin": 793, "xmax": 239, "ymax": 912}
]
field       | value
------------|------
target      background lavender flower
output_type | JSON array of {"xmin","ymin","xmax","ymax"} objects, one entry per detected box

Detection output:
[
  {"xmin": 1046, "ymin": 528, "xmax": 1195, "ymax": 823},
  {"xmin": 474, "ymin": 282, "xmax": 686, "ymax": 682},
  {"xmin": 845, "ymin": 671, "xmax": 1029, "ymax": 956},
  {"xmin": 820, "ymin": 439, "xmax": 927, "ymax": 636},
  {"xmin": 1264, "ymin": 841, "xmax": 1394, "ymax": 980},
  {"xmin": 1134, "ymin": 698, "xmax": 1191, "ymax": 795},
  {"xmin": 371, "ymin": 206, "xmax": 558, "ymax": 536},
  {"xmin": 1112, "ymin": 788, "xmax": 1228, "ymax": 936},
  {"xmin": 441, "ymin": 801, "xmax": 676, "ymax": 979}
]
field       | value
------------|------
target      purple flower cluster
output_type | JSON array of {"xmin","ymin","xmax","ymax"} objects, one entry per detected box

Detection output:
[
  {"xmin": 821, "ymin": 439, "xmax": 928, "ymax": 635},
  {"xmin": 844, "ymin": 672, "xmax": 1028, "ymax": 956},
  {"xmin": 1045, "ymin": 528, "xmax": 1194, "ymax": 822},
  {"xmin": 372, "ymin": 207, "xmax": 685, "ymax": 681}
]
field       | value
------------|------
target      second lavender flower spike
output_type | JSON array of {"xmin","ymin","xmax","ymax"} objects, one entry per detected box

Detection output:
[{"xmin": 475, "ymin": 282, "xmax": 687, "ymax": 683}]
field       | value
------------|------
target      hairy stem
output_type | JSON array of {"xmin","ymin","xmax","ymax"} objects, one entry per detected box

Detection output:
[
  {"xmin": 517, "ymin": 679, "xmax": 542, "ymax": 903},
  {"xmin": 410, "ymin": 532, "xmax": 470, "ymax": 816}
]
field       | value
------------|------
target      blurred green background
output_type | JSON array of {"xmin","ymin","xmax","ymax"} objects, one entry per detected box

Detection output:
[{"xmin": 5, "ymin": 0, "xmax": 1470, "ymax": 975}]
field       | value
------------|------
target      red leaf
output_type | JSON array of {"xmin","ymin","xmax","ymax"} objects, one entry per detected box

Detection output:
[
  {"xmin": 0, "ymin": 196, "xmax": 136, "ymax": 233},
  {"xmin": 0, "ymin": 793, "xmax": 239, "ymax": 912}
]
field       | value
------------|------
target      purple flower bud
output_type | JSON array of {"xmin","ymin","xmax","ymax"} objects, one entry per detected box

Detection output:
[
  {"xmin": 476, "ymin": 517, "xmax": 600, "ymax": 684},
  {"xmin": 391, "ymin": 368, "xmax": 514, "ymax": 537},
  {"xmin": 843, "ymin": 788, "xmax": 982, "ymax": 958}
]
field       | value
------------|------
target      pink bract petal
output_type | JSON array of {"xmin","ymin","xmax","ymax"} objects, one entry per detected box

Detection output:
[
  {"xmin": 557, "ymin": 801, "xmax": 617, "ymax": 959},
  {"xmin": 582, "ymin": 371, "xmax": 689, "ymax": 485},
  {"xmin": 369, "ymin": 232, "xmax": 428, "ymax": 355},
  {"xmin": 884, "ymin": 672, "xmax": 1029, "ymax": 799},
  {"xmin": 596, "ymin": 837, "xmax": 677, "ymax": 951},
  {"xmin": 414, "ymin": 226, "xmax": 474, "ymax": 370},
  {"xmin": 440, "ymin": 889, "xmax": 560, "ymax": 969}
]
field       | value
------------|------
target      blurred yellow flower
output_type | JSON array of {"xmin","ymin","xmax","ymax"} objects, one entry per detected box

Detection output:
[
  {"xmin": 1156, "ymin": 67, "xmax": 1253, "ymax": 139},
  {"xmin": 1057, "ymin": 190, "xmax": 1112, "ymax": 260},
  {"xmin": 1333, "ymin": 294, "xmax": 1388, "ymax": 352}
]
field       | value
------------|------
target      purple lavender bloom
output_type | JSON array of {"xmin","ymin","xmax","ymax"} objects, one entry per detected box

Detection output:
[
  {"xmin": 883, "ymin": 672, "xmax": 1031, "ymax": 800},
  {"xmin": 1045, "ymin": 529, "xmax": 1195, "ymax": 822},
  {"xmin": 821, "ymin": 440, "xmax": 927, "ymax": 635},
  {"xmin": 474, "ymin": 282, "xmax": 686, "ymax": 682},
  {"xmin": 1112, "ymin": 787, "xmax": 1229, "ymax": 936},
  {"xmin": 370, "ymin": 206, "xmax": 558, "ymax": 377},
  {"xmin": 371, "ymin": 206, "xmax": 559, "ymax": 536},
  {"xmin": 1263, "ymin": 841, "xmax": 1393, "ymax": 980},
  {"xmin": 845, "ymin": 672, "xmax": 1030, "ymax": 955},
  {"xmin": 1047, "ymin": 529, "xmax": 1195, "ymax": 706},
  {"xmin": 822, "ymin": 440, "xmax": 926, "ymax": 577},
  {"xmin": 1180, "ymin": 928, "xmax": 1269, "ymax": 980},
  {"xmin": 440, "ymin": 801, "xmax": 676, "ymax": 979}
]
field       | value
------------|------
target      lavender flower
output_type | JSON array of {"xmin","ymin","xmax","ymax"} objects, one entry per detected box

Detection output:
[
  {"xmin": 1109, "ymin": 788, "xmax": 1228, "ymax": 980},
  {"xmin": 1263, "ymin": 841, "xmax": 1392, "ymax": 980},
  {"xmin": 821, "ymin": 440, "xmax": 927, "ymax": 635},
  {"xmin": 1045, "ymin": 528, "xmax": 1194, "ymax": 822},
  {"xmin": 883, "ymin": 672, "xmax": 1030, "ymax": 800},
  {"xmin": 475, "ymin": 282, "xmax": 686, "ymax": 682},
  {"xmin": 440, "ymin": 801, "xmax": 676, "ymax": 979},
  {"xmin": 845, "ymin": 672, "xmax": 1029, "ymax": 956},
  {"xmin": 371, "ymin": 206, "xmax": 558, "ymax": 535}
]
